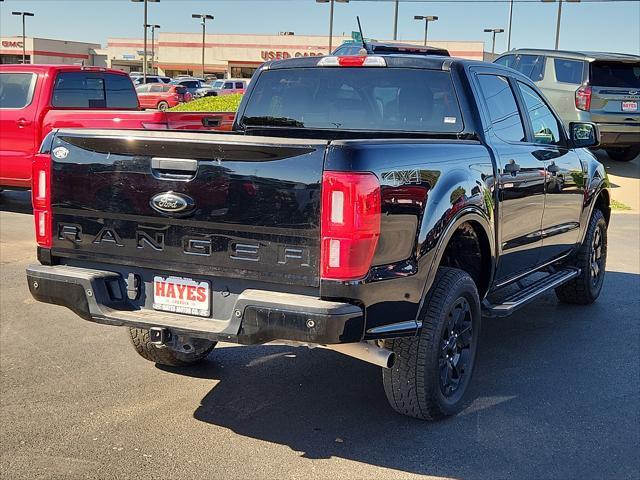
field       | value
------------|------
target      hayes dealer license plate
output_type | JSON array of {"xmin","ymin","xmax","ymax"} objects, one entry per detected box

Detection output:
[
  {"xmin": 153, "ymin": 276, "xmax": 211, "ymax": 317},
  {"xmin": 622, "ymin": 101, "xmax": 638, "ymax": 112}
]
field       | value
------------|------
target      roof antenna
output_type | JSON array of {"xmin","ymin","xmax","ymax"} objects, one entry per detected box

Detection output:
[{"xmin": 356, "ymin": 16, "xmax": 368, "ymax": 55}]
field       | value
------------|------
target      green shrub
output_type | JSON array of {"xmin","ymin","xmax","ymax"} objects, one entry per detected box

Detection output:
[{"xmin": 169, "ymin": 94, "xmax": 243, "ymax": 112}]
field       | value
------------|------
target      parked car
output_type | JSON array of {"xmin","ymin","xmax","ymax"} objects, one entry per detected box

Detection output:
[
  {"xmin": 333, "ymin": 41, "xmax": 450, "ymax": 57},
  {"xmin": 172, "ymin": 78, "xmax": 206, "ymax": 98},
  {"xmin": 494, "ymin": 49, "xmax": 640, "ymax": 161},
  {"xmin": 196, "ymin": 78, "xmax": 247, "ymax": 97},
  {"xmin": 0, "ymin": 65, "xmax": 235, "ymax": 189},
  {"xmin": 132, "ymin": 75, "xmax": 172, "ymax": 86},
  {"xmin": 136, "ymin": 83, "xmax": 192, "ymax": 111},
  {"xmin": 27, "ymin": 54, "xmax": 609, "ymax": 421}
]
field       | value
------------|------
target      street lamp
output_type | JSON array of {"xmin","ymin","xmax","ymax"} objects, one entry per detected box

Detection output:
[
  {"xmin": 11, "ymin": 11, "xmax": 34, "ymax": 64},
  {"xmin": 414, "ymin": 15, "xmax": 438, "ymax": 47},
  {"xmin": 316, "ymin": 0, "xmax": 349, "ymax": 53},
  {"xmin": 131, "ymin": 0, "xmax": 160, "ymax": 83},
  {"xmin": 145, "ymin": 24, "xmax": 160, "ymax": 74},
  {"xmin": 192, "ymin": 14, "xmax": 214, "ymax": 78},
  {"xmin": 484, "ymin": 28, "xmax": 505, "ymax": 55},
  {"xmin": 541, "ymin": 0, "xmax": 581, "ymax": 50}
]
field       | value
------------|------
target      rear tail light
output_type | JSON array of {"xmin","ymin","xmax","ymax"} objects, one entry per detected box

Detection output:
[
  {"xmin": 32, "ymin": 153, "xmax": 52, "ymax": 248},
  {"xmin": 321, "ymin": 171, "xmax": 381, "ymax": 281},
  {"xmin": 317, "ymin": 56, "xmax": 387, "ymax": 67},
  {"xmin": 575, "ymin": 85, "xmax": 592, "ymax": 111}
]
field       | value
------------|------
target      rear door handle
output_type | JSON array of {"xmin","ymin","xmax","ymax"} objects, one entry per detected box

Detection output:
[{"xmin": 16, "ymin": 118, "xmax": 32, "ymax": 128}]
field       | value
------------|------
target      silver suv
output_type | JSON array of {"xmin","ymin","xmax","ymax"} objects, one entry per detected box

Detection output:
[{"xmin": 494, "ymin": 49, "xmax": 640, "ymax": 161}]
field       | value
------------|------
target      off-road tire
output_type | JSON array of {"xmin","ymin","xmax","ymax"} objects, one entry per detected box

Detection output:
[
  {"xmin": 157, "ymin": 101, "xmax": 169, "ymax": 112},
  {"xmin": 606, "ymin": 147, "xmax": 639, "ymax": 162},
  {"xmin": 555, "ymin": 208, "xmax": 607, "ymax": 305},
  {"xmin": 382, "ymin": 267, "xmax": 481, "ymax": 420},
  {"xmin": 128, "ymin": 327, "xmax": 216, "ymax": 367}
]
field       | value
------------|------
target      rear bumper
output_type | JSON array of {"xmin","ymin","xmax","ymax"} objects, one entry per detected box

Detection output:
[
  {"xmin": 596, "ymin": 123, "xmax": 640, "ymax": 148},
  {"xmin": 26, "ymin": 264, "xmax": 364, "ymax": 345}
]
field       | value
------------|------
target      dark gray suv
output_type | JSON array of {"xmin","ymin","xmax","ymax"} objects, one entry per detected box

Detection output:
[{"xmin": 495, "ymin": 49, "xmax": 640, "ymax": 161}]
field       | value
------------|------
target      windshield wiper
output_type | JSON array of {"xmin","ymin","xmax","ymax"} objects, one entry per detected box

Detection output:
[{"xmin": 243, "ymin": 116, "xmax": 304, "ymax": 128}]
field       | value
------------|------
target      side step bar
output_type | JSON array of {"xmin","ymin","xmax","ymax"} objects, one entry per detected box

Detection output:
[{"xmin": 483, "ymin": 267, "xmax": 580, "ymax": 317}]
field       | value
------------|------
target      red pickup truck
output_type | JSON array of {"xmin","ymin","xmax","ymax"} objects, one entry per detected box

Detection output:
[{"xmin": 0, "ymin": 65, "xmax": 234, "ymax": 189}]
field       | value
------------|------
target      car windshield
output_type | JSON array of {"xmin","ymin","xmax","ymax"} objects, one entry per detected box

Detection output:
[
  {"xmin": 241, "ymin": 67, "xmax": 463, "ymax": 133},
  {"xmin": 212, "ymin": 80, "xmax": 225, "ymax": 88},
  {"xmin": 590, "ymin": 61, "xmax": 640, "ymax": 88}
]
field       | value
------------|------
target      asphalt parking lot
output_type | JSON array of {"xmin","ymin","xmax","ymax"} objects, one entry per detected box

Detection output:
[{"xmin": 0, "ymin": 154, "xmax": 638, "ymax": 480}]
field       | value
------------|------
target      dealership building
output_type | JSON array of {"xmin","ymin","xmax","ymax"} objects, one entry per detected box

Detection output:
[
  {"xmin": 107, "ymin": 33, "xmax": 485, "ymax": 78},
  {"xmin": 0, "ymin": 36, "xmax": 106, "ymax": 66}
]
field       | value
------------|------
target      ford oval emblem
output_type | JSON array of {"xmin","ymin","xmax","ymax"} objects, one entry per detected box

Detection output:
[{"xmin": 150, "ymin": 192, "xmax": 195, "ymax": 216}]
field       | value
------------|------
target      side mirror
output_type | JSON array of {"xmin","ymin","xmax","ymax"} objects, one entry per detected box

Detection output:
[{"xmin": 569, "ymin": 122, "xmax": 599, "ymax": 149}]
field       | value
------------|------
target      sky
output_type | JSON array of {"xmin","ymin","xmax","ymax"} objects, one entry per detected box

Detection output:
[{"xmin": 0, "ymin": 0, "xmax": 638, "ymax": 55}]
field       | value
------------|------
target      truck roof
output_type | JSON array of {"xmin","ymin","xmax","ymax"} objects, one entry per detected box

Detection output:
[
  {"xmin": 498, "ymin": 49, "xmax": 640, "ymax": 63},
  {"xmin": 265, "ymin": 54, "xmax": 484, "ymax": 71}
]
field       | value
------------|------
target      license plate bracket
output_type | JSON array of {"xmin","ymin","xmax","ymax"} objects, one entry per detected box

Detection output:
[
  {"xmin": 153, "ymin": 275, "xmax": 211, "ymax": 317},
  {"xmin": 622, "ymin": 101, "xmax": 638, "ymax": 112}
]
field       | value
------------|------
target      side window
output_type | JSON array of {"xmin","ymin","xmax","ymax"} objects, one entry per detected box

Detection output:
[
  {"xmin": 554, "ymin": 59, "xmax": 584, "ymax": 84},
  {"xmin": 136, "ymin": 84, "xmax": 151, "ymax": 93},
  {"xmin": 512, "ymin": 54, "xmax": 545, "ymax": 82},
  {"xmin": 104, "ymin": 74, "xmax": 138, "ymax": 108},
  {"xmin": 235, "ymin": 82, "xmax": 244, "ymax": 89},
  {"xmin": 477, "ymin": 74, "xmax": 526, "ymax": 143},
  {"xmin": 223, "ymin": 82, "xmax": 234, "ymax": 89},
  {"xmin": 149, "ymin": 84, "xmax": 163, "ymax": 93},
  {"xmin": 0, "ymin": 72, "xmax": 36, "ymax": 109},
  {"xmin": 494, "ymin": 55, "xmax": 515, "ymax": 68},
  {"xmin": 52, "ymin": 72, "xmax": 106, "ymax": 108},
  {"xmin": 517, "ymin": 82, "xmax": 562, "ymax": 145}
]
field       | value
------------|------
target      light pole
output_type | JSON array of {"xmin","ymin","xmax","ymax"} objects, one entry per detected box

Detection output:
[
  {"xmin": 507, "ymin": 0, "xmax": 514, "ymax": 51},
  {"xmin": 11, "ymin": 11, "xmax": 34, "ymax": 64},
  {"xmin": 484, "ymin": 28, "xmax": 505, "ymax": 55},
  {"xmin": 316, "ymin": 0, "xmax": 349, "ymax": 53},
  {"xmin": 145, "ymin": 24, "xmax": 160, "ymax": 74},
  {"xmin": 542, "ymin": 0, "xmax": 581, "ymax": 50},
  {"xmin": 132, "ymin": 0, "xmax": 160, "ymax": 83},
  {"xmin": 414, "ymin": 15, "xmax": 438, "ymax": 47},
  {"xmin": 192, "ymin": 14, "xmax": 213, "ymax": 78},
  {"xmin": 393, "ymin": 0, "xmax": 399, "ymax": 40}
]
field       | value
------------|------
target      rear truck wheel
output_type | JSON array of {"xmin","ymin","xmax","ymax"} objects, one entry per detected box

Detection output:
[
  {"xmin": 128, "ymin": 327, "xmax": 216, "ymax": 367},
  {"xmin": 157, "ymin": 101, "xmax": 169, "ymax": 112},
  {"xmin": 605, "ymin": 146, "xmax": 640, "ymax": 162},
  {"xmin": 555, "ymin": 208, "xmax": 607, "ymax": 305},
  {"xmin": 382, "ymin": 267, "xmax": 481, "ymax": 420}
]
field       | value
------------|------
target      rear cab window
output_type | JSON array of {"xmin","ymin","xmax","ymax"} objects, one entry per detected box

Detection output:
[
  {"xmin": 52, "ymin": 72, "xmax": 138, "ymax": 109},
  {"xmin": 0, "ymin": 72, "xmax": 37, "ymax": 109},
  {"xmin": 476, "ymin": 74, "xmax": 525, "ymax": 143},
  {"xmin": 554, "ymin": 58, "xmax": 585, "ymax": 84},
  {"xmin": 240, "ymin": 67, "xmax": 463, "ymax": 133},
  {"xmin": 589, "ymin": 61, "xmax": 640, "ymax": 87}
]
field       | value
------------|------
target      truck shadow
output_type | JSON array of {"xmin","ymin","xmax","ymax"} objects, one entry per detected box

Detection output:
[
  {"xmin": 594, "ymin": 150, "xmax": 639, "ymax": 180},
  {"xmin": 0, "ymin": 190, "xmax": 32, "ymax": 214},
  {"xmin": 161, "ymin": 270, "xmax": 639, "ymax": 479}
]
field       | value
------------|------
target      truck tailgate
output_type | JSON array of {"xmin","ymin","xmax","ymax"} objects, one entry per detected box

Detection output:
[{"xmin": 48, "ymin": 129, "xmax": 326, "ymax": 288}]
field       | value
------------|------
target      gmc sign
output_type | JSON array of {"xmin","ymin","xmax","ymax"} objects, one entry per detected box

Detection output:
[{"xmin": 1, "ymin": 41, "xmax": 24, "ymax": 48}]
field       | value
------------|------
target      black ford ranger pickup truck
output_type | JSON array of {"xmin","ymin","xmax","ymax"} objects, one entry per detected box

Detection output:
[{"xmin": 27, "ymin": 54, "xmax": 610, "ymax": 420}]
